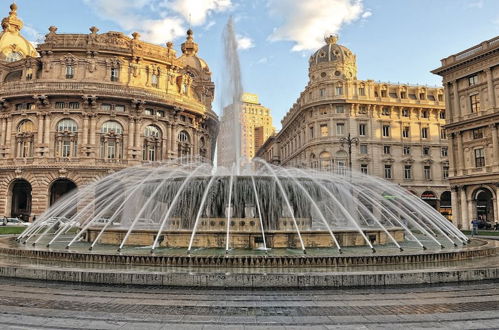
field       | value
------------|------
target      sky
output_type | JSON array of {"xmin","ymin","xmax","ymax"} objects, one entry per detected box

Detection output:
[{"xmin": 11, "ymin": 0, "xmax": 499, "ymax": 130}]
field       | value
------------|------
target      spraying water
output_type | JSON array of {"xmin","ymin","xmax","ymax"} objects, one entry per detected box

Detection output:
[{"xmin": 217, "ymin": 17, "xmax": 243, "ymax": 172}]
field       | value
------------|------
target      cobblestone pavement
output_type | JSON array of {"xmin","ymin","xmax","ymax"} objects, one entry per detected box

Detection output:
[{"xmin": 0, "ymin": 278, "xmax": 497, "ymax": 329}]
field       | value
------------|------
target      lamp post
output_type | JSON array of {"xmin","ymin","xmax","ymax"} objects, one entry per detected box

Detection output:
[{"xmin": 339, "ymin": 133, "xmax": 359, "ymax": 173}]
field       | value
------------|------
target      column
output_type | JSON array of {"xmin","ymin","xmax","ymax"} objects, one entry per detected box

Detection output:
[
  {"xmin": 89, "ymin": 115, "xmax": 96, "ymax": 145},
  {"xmin": 37, "ymin": 114, "xmax": 44, "ymax": 144},
  {"xmin": 44, "ymin": 115, "xmax": 50, "ymax": 145},
  {"xmin": 457, "ymin": 131, "xmax": 464, "ymax": 175},
  {"xmin": 491, "ymin": 124, "xmax": 498, "ymax": 166},
  {"xmin": 452, "ymin": 81, "xmax": 461, "ymax": 119},
  {"xmin": 445, "ymin": 83, "xmax": 452, "ymax": 121},
  {"xmin": 128, "ymin": 119, "xmax": 135, "ymax": 148},
  {"xmin": 467, "ymin": 195, "xmax": 474, "ymax": 231},
  {"xmin": 134, "ymin": 119, "xmax": 141, "ymax": 150},
  {"xmin": 496, "ymin": 185, "xmax": 499, "ymax": 224},
  {"xmin": 170, "ymin": 123, "xmax": 175, "ymax": 154},
  {"xmin": 451, "ymin": 187, "xmax": 459, "ymax": 228},
  {"xmin": 82, "ymin": 115, "xmax": 89, "ymax": 145},
  {"xmin": 192, "ymin": 130, "xmax": 197, "ymax": 157},
  {"xmin": 448, "ymin": 133, "xmax": 456, "ymax": 175},
  {"xmin": 0, "ymin": 118, "xmax": 6, "ymax": 145},
  {"xmin": 460, "ymin": 186, "xmax": 469, "ymax": 230},
  {"xmin": 6, "ymin": 117, "xmax": 12, "ymax": 148},
  {"xmin": 485, "ymin": 68, "xmax": 496, "ymax": 109}
]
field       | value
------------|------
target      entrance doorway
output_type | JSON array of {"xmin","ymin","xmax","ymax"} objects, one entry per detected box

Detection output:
[
  {"xmin": 439, "ymin": 191, "xmax": 452, "ymax": 221},
  {"xmin": 50, "ymin": 179, "xmax": 77, "ymax": 206},
  {"xmin": 10, "ymin": 179, "xmax": 32, "ymax": 221},
  {"xmin": 421, "ymin": 191, "xmax": 438, "ymax": 209},
  {"xmin": 474, "ymin": 188, "xmax": 494, "ymax": 225}
]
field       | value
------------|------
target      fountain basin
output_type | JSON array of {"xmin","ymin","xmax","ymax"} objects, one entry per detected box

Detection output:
[{"xmin": 86, "ymin": 226, "xmax": 405, "ymax": 248}]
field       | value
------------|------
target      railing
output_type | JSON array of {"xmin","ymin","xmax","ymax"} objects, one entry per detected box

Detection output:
[
  {"xmin": 441, "ymin": 36, "xmax": 499, "ymax": 66},
  {"xmin": 0, "ymin": 81, "xmax": 206, "ymax": 114}
]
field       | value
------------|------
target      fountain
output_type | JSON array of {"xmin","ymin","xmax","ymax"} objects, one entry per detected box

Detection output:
[{"xmin": 0, "ymin": 19, "xmax": 497, "ymax": 288}]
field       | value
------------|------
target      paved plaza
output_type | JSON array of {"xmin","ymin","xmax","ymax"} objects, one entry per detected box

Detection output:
[{"xmin": 0, "ymin": 278, "xmax": 497, "ymax": 329}]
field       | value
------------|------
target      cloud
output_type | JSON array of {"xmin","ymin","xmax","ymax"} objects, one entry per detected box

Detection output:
[
  {"xmin": 466, "ymin": 0, "xmax": 484, "ymax": 9},
  {"xmin": 267, "ymin": 0, "xmax": 370, "ymax": 51},
  {"xmin": 166, "ymin": 0, "xmax": 231, "ymax": 25},
  {"xmin": 236, "ymin": 35, "xmax": 254, "ymax": 50},
  {"xmin": 83, "ymin": 0, "xmax": 231, "ymax": 44}
]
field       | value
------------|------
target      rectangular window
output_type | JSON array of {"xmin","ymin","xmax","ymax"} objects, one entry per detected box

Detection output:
[
  {"xmin": 419, "ymin": 93, "xmax": 425, "ymax": 100},
  {"xmin": 403, "ymin": 146, "xmax": 411, "ymax": 155},
  {"xmin": 382, "ymin": 125, "xmax": 390, "ymax": 137},
  {"xmin": 404, "ymin": 165, "xmax": 412, "ymax": 180},
  {"xmin": 320, "ymin": 124, "xmax": 328, "ymax": 137},
  {"xmin": 55, "ymin": 102, "xmax": 65, "ymax": 109},
  {"xmin": 475, "ymin": 148, "xmax": 485, "ymax": 167},
  {"xmin": 360, "ymin": 164, "xmax": 368, "ymax": 174},
  {"xmin": 468, "ymin": 74, "xmax": 478, "ymax": 86},
  {"xmin": 402, "ymin": 127, "xmax": 410, "ymax": 138},
  {"xmin": 335, "ymin": 86, "xmax": 343, "ymax": 95},
  {"xmin": 65, "ymin": 65, "xmax": 74, "ymax": 79},
  {"xmin": 440, "ymin": 111, "xmax": 446, "ymax": 119},
  {"xmin": 309, "ymin": 126, "xmax": 314, "ymax": 139},
  {"xmin": 360, "ymin": 144, "xmax": 368, "ymax": 154},
  {"xmin": 359, "ymin": 123, "xmax": 367, "ymax": 136},
  {"xmin": 111, "ymin": 67, "xmax": 119, "ymax": 82},
  {"xmin": 145, "ymin": 108, "xmax": 154, "ymax": 116},
  {"xmin": 68, "ymin": 102, "xmax": 80, "ymax": 109},
  {"xmin": 423, "ymin": 146, "xmax": 430, "ymax": 156},
  {"xmin": 383, "ymin": 145, "xmax": 391, "ymax": 154},
  {"xmin": 400, "ymin": 92, "xmax": 407, "ymax": 99},
  {"xmin": 156, "ymin": 110, "xmax": 165, "ymax": 117},
  {"xmin": 424, "ymin": 166, "xmax": 432, "ymax": 180},
  {"xmin": 402, "ymin": 108, "xmax": 409, "ymax": 117},
  {"xmin": 441, "ymin": 147, "xmax": 448, "ymax": 157},
  {"xmin": 384, "ymin": 165, "xmax": 392, "ymax": 179},
  {"xmin": 336, "ymin": 123, "xmax": 345, "ymax": 135},
  {"xmin": 151, "ymin": 74, "xmax": 159, "ymax": 88},
  {"xmin": 440, "ymin": 128, "xmax": 447, "ymax": 139},
  {"xmin": 62, "ymin": 140, "xmax": 71, "ymax": 157},
  {"xmin": 358, "ymin": 87, "xmax": 365, "ymax": 96},
  {"xmin": 443, "ymin": 166, "xmax": 449, "ymax": 179},
  {"xmin": 382, "ymin": 107, "xmax": 390, "ymax": 116},
  {"xmin": 101, "ymin": 104, "xmax": 111, "ymax": 111},
  {"xmin": 421, "ymin": 127, "xmax": 429, "ymax": 139},
  {"xmin": 336, "ymin": 105, "xmax": 344, "ymax": 114},
  {"xmin": 319, "ymin": 88, "xmax": 326, "ymax": 97},
  {"xmin": 473, "ymin": 128, "xmax": 484, "ymax": 139},
  {"xmin": 422, "ymin": 110, "xmax": 429, "ymax": 118},
  {"xmin": 470, "ymin": 94, "xmax": 480, "ymax": 112},
  {"xmin": 115, "ymin": 105, "xmax": 125, "ymax": 112},
  {"xmin": 381, "ymin": 90, "xmax": 387, "ymax": 97},
  {"xmin": 359, "ymin": 105, "xmax": 367, "ymax": 114}
]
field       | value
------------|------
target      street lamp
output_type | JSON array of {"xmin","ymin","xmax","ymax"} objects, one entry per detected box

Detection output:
[{"xmin": 339, "ymin": 133, "xmax": 359, "ymax": 172}]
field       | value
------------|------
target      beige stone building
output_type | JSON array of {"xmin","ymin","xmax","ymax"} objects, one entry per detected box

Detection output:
[
  {"xmin": 0, "ymin": 4, "xmax": 218, "ymax": 221},
  {"xmin": 257, "ymin": 35, "xmax": 451, "ymax": 218},
  {"xmin": 432, "ymin": 36, "xmax": 499, "ymax": 229},
  {"xmin": 217, "ymin": 92, "xmax": 274, "ymax": 167}
]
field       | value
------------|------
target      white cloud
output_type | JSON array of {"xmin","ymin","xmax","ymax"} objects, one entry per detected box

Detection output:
[
  {"xmin": 236, "ymin": 35, "xmax": 254, "ymax": 50},
  {"xmin": 467, "ymin": 0, "xmax": 484, "ymax": 9},
  {"xmin": 268, "ymin": 0, "xmax": 370, "ymax": 51},
  {"xmin": 83, "ymin": 0, "xmax": 231, "ymax": 44},
  {"xmin": 166, "ymin": 0, "xmax": 232, "ymax": 25}
]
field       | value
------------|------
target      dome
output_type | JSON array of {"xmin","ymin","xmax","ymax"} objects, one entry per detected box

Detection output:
[
  {"xmin": 0, "ymin": 3, "xmax": 37, "ymax": 62},
  {"xmin": 178, "ymin": 29, "xmax": 211, "ymax": 74},
  {"xmin": 308, "ymin": 35, "xmax": 357, "ymax": 80}
]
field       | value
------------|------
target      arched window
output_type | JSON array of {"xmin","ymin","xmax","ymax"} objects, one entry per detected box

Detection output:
[
  {"xmin": 100, "ymin": 121, "xmax": 123, "ymax": 160},
  {"xmin": 56, "ymin": 119, "xmax": 78, "ymax": 158},
  {"xmin": 177, "ymin": 130, "xmax": 191, "ymax": 159},
  {"xmin": 6, "ymin": 51, "xmax": 23, "ymax": 62},
  {"xmin": 335, "ymin": 150, "xmax": 348, "ymax": 175},
  {"xmin": 16, "ymin": 120, "xmax": 35, "ymax": 158},
  {"xmin": 310, "ymin": 153, "xmax": 318, "ymax": 169},
  {"xmin": 143, "ymin": 125, "xmax": 162, "ymax": 161},
  {"xmin": 199, "ymin": 136, "xmax": 207, "ymax": 158},
  {"xmin": 319, "ymin": 151, "xmax": 332, "ymax": 171}
]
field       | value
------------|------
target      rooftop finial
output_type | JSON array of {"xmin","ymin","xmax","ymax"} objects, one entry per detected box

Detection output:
[
  {"xmin": 325, "ymin": 34, "xmax": 338, "ymax": 45},
  {"xmin": 181, "ymin": 28, "xmax": 198, "ymax": 56},
  {"xmin": 2, "ymin": 2, "xmax": 23, "ymax": 32}
]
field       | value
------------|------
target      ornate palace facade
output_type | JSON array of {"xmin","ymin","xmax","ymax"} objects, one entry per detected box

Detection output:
[
  {"xmin": 257, "ymin": 35, "xmax": 451, "ymax": 218},
  {"xmin": 0, "ymin": 4, "xmax": 218, "ymax": 221},
  {"xmin": 432, "ymin": 36, "xmax": 499, "ymax": 229}
]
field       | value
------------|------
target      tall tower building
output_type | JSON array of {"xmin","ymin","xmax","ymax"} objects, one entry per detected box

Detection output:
[{"xmin": 218, "ymin": 93, "xmax": 274, "ymax": 167}]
